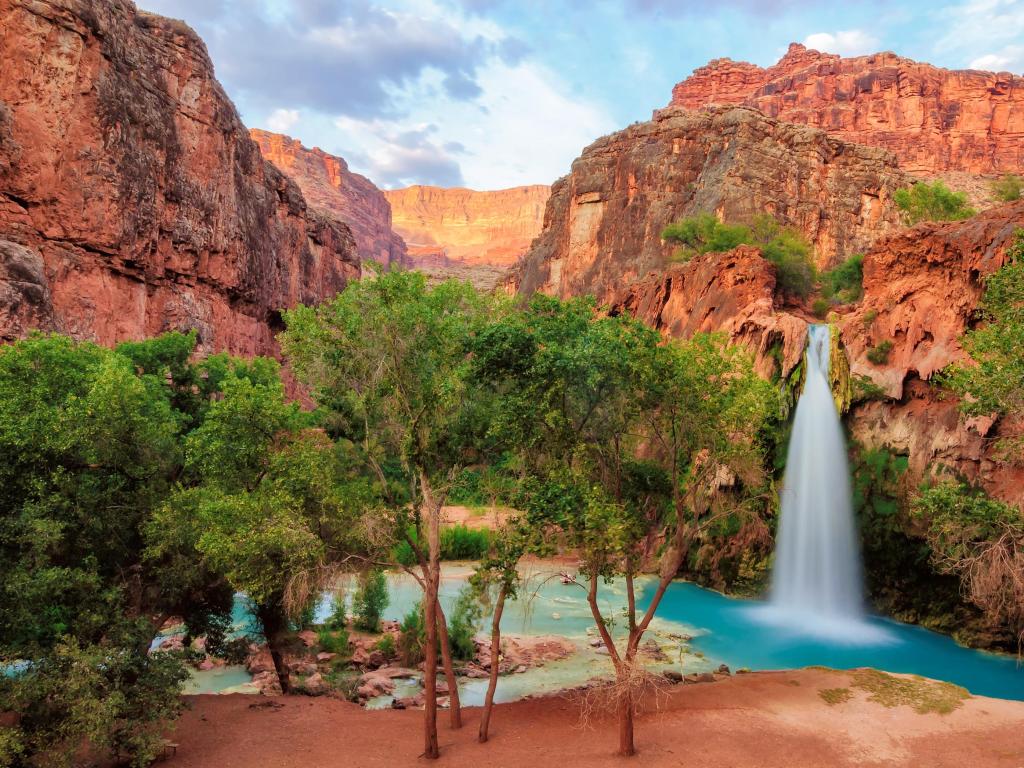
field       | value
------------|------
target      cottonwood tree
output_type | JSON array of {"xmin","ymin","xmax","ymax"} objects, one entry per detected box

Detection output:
[
  {"xmin": 281, "ymin": 270, "xmax": 498, "ymax": 758},
  {"xmin": 473, "ymin": 297, "xmax": 777, "ymax": 755}
]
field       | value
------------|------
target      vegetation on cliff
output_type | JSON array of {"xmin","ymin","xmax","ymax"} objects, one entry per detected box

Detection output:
[{"xmin": 894, "ymin": 181, "xmax": 976, "ymax": 225}]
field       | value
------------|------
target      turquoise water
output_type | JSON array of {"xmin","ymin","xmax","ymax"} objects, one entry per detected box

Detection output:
[{"xmin": 207, "ymin": 565, "xmax": 1024, "ymax": 702}]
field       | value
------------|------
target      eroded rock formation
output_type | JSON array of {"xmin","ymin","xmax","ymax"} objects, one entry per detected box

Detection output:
[
  {"xmin": 841, "ymin": 200, "xmax": 1024, "ymax": 506},
  {"xmin": 0, "ymin": 0, "xmax": 359, "ymax": 356},
  {"xmin": 250, "ymin": 130, "xmax": 407, "ymax": 269},
  {"xmin": 670, "ymin": 43, "xmax": 1024, "ymax": 176},
  {"xmin": 384, "ymin": 184, "xmax": 549, "ymax": 287},
  {"xmin": 514, "ymin": 105, "xmax": 908, "ymax": 301},
  {"xmin": 609, "ymin": 245, "xmax": 807, "ymax": 380}
]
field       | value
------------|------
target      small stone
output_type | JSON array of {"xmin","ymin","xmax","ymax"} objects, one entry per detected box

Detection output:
[{"xmin": 662, "ymin": 670, "xmax": 683, "ymax": 684}]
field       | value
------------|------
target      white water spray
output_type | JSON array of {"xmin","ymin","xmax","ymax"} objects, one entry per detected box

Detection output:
[{"xmin": 758, "ymin": 324, "xmax": 890, "ymax": 642}]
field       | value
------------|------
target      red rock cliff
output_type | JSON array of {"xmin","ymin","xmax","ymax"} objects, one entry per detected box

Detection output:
[
  {"xmin": 671, "ymin": 43, "xmax": 1024, "ymax": 176},
  {"xmin": 514, "ymin": 105, "xmax": 909, "ymax": 301},
  {"xmin": 250, "ymin": 130, "xmax": 407, "ymax": 269},
  {"xmin": 0, "ymin": 0, "xmax": 359, "ymax": 355},
  {"xmin": 384, "ymin": 184, "xmax": 549, "ymax": 268}
]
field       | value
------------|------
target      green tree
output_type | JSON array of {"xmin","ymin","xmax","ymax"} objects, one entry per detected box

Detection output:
[
  {"xmin": 821, "ymin": 253, "xmax": 865, "ymax": 303},
  {"xmin": 352, "ymin": 568, "xmax": 389, "ymax": 632},
  {"xmin": 661, "ymin": 213, "xmax": 750, "ymax": 261},
  {"xmin": 942, "ymin": 230, "xmax": 1024, "ymax": 455},
  {"xmin": 282, "ymin": 270, "xmax": 499, "ymax": 756},
  {"xmin": 472, "ymin": 297, "xmax": 777, "ymax": 755},
  {"xmin": 894, "ymin": 181, "xmax": 976, "ymax": 225},
  {"xmin": 991, "ymin": 174, "xmax": 1023, "ymax": 203}
]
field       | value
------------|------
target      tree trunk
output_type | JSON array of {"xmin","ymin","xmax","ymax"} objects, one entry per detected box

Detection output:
[
  {"xmin": 421, "ymin": 473, "xmax": 441, "ymax": 759},
  {"xmin": 479, "ymin": 585, "xmax": 507, "ymax": 743},
  {"xmin": 436, "ymin": 601, "xmax": 462, "ymax": 728},
  {"xmin": 255, "ymin": 604, "xmax": 291, "ymax": 694},
  {"xmin": 618, "ymin": 685, "xmax": 636, "ymax": 757}
]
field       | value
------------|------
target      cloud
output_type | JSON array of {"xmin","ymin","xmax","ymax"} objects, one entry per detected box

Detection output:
[
  {"xmin": 803, "ymin": 29, "xmax": 879, "ymax": 56},
  {"xmin": 265, "ymin": 108, "xmax": 300, "ymax": 133},
  {"xmin": 139, "ymin": 0, "xmax": 523, "ymax": 120},
  {"xmin": 336, "ymin": 121, "xmax": 467, "ymax": 187},
  {"xmin": 935, "ymin": 0, "xmax": 1024, "ymax": 72}
]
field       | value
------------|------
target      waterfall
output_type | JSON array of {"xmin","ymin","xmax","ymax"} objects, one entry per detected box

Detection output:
[{"xmin": 759, "ymin": 324, "xmax": 888, "ymax": 642}]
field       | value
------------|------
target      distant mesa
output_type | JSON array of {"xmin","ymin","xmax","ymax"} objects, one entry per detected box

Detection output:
[{"xmin": 669, "ymin": 42, "xmax": 1024, "ymax": 179}]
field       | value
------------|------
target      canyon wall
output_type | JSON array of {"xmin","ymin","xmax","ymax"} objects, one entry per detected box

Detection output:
[
  {"xmin": 0, "ymin": 0, "xmax": 359, "ymax": 356},
  {"xmin": 670, "ymin": 43, "xmax": 1024, "ymax": 177},
  {"xmin": 250, "ymin": 130, "xmax": 407, "ymax": 269},
  {"xmin": 384, "ymin": 184, "xmax": 549, "ymax": 288},
  {"xmin": 514, "ymin": 105, "xmax": 909, "ymax": 302}
]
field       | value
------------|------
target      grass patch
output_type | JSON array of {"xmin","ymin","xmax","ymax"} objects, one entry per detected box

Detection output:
[
  {"xmin": 851, "ymin": 669, "xmax": 969, "ymax": 714},
  {"xmin": 818, "ymin": 687, "xmax": 853, "ymax": 705}
]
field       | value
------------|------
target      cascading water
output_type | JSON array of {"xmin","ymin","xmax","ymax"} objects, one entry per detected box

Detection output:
[{"xmin": 757, "ymin": 324, "xmax": 889, "ymax": 642}]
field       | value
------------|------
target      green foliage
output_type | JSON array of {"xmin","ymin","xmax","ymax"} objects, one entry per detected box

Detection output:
[
  {"xmin": 866, "ymin": 340, "xmax": 893, "ymax": 365},
  {"xmin": 352, "ymin": 569, "xmax": 390, "ymax": 632},
  {"xmin": 660, "ymin": 214, "xmax": 816, "ymax": 298},
  {"xmin": 941, "ymin": 230, "xmax": 1024, "ymax": 456},
  {"xmin": 820, "ymin": 253, "xmax": 864, "ymax": 303},
  {"xmin": 894, "ymin": 181, "xmax": 976, "ymax": 225},
  {"xmin": 375, "ymin": 633, "xmax": 396, "ymax": 658},
  {"xmin": 811, "ymin": 298, "xmax": 831, "ymax": 318},
  {"xmin": 317, "ymin": 628, "xmax": 350, "ymax": 655},
  {"xmin": 1, "ymin": 638, "xmax": 188, "ymax": 768},
  {"xmin": 447, "ymin": 586, "xmax": 483, "ymax": 661},
  {"xmin": 397, "ymin": 602, "xmax": 426, "ymax": 666},
  {"xmin": 323, "ymin": 598, "xmax": 347, "ymax": 631},
  {"xmin": 991, "ymin": 174, "xmax": 1023, "ymax": 203},
  {"xmin": 913, "ymin": 482, "xmax": 1023, "ymax": 566},
  {"xmin": 392, "ymin": 524, "xmax": 492, "ymax": 565},
  {"xmin": 661, "ymin": 213, "xmax": 750, "ymax": 262}
]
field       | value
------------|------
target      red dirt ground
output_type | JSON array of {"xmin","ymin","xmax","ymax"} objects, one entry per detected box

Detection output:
[{"xmin": 166, "ymin": 668, "xmax": 1024, "ymax": 768}]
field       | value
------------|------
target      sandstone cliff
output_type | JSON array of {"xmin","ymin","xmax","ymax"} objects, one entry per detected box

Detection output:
[
  {"xmin": 384, "ymin": 184, "xmax": 549, "ymax": 287},
  {"xmin": 0, "ymin": 0, "xmax": 359, "ymax": 355},
  {"xmin": 671, "ymin": 43, "xmax": 1024, "ymax": 177},
  {"xmin": 250, "ymin": 130, "xmax": 407, "ymax": 269},
  {"xmin": 841, "ymin": 200, "xmax": 1024, "ymax": 506},
  {"xmin": 514, "ymin": 105, "xmax": 909, "ymax": 301}
]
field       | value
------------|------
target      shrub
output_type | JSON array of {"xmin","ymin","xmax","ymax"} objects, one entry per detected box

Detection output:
[
  {"xmin": 894, "ymin": 181, "xmax": 976, "ymax": 225},
  {"xmin": 441, "ymin": 524, "xmax": 492, "ymax": 560},
  {"xmin": 447, "ymin": 586, "xmax": 483, "ymax": 661},
  {"xmin": 323, "ymin": 597, "xmax": 347, "ymax": 631},
  {"xmin": 750, "ymin": 216, "xmax": 816, "ymax": 299},
  {"xmin": 352, "ymin": 569, "xmax": 389, "ymax": 632},
  {"xmin": 218, "ymin": 637, "xmax": 251, "ymax": 666},
  {"xmin": 317, "ymin": 628, "xmax": 349, "ymax": 655},
  {"xmin": 811, "ymin": 298, "xmax": 831, "ymax": 318},
  {"xmin": 375, "ymin": 633, "xmax": 396, "ymax": 659},
  {"xmin": 866, "ymin": 340, "xmax": 893, "ymax": 365},
  {"xmin": 991, "ymin": 174, "xmax": 1023, "ymax": 203},
  {"xmin": 398, "ymin": 602, "xmax": 426, "ymax": 666},
  {"xmin": 821, "ymin": 253, "xmax": 864, "ymax": 303},
  {"xmin": 661, "ymin": 213, "xmax": 751, "ymax": 261}
]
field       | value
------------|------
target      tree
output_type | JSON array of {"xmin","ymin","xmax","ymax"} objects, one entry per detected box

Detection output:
[
  {"xmin": 149, "ymin": 367, "xmax": 352, "ymax": 693},
  {"xmin": 473, "ymin": 297, "xmax": 777, "ymax": 755},
  {"xmin": 942, "ymin": 230, "xmax": 1024, "ymax": 456},
  {"xmin": 991, "ymin": 174, "xmax": 1023, "ymax": 203},
  {"xmin": 352, "ymin": 569, "xmax": 389, "ymax": 632},
  {"xmin": 281, "ymin": 270, "xmax": 498, "ymax": 757},
  {"xmin": 894, "ymin": 181, "xmax": 976, "ymax": 225},
  {"xmin": 0, "ymin": 333, "xmax": 234, "ymax": 765},
  {"xmin": 661, "ymin": 213, "xmax": 750, "ymax": 261}
]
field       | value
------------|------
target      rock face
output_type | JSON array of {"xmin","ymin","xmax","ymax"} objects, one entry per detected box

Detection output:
[
  {"xmin": 384, "ymin": 184, "xmax": 549, "ymax": 287},
  {"xmin": 514, "ymin": 105, "xmax": 908, "ymax": 301},
  {"xmin": 670, "ymin": 43, "xmax": 1024, "ymax": 176},
  {"xmin": 250, "ymin": 130, "xmax": 407, "ymax": 268},
  {"xmin": 0, "ymin": 0, "xmax": 359, "ymax": 356},
  {"xmin": 609, "ymin": 245, "xmax": 807, "ymax": 380},
  {"xmin": 841, "ymin": 200, "xmax": 1024, "ymax": 505}
]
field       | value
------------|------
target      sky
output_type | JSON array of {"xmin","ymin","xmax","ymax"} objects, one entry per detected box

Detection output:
[{"xmin": 141, "ymin": 0, "xmax": 1024, "ymax": 190}]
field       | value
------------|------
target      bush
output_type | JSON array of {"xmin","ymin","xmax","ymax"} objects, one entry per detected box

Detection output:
[
  {"xmin": 811, "ymin": 298, "xmax": 831, "ymax": 318},
  {"xmin": 218, "ymin": 636, "xmax": 251, "ymax": 666},
  {"xmin": 821, "ymin": 253, "xmax": 865, "ymax": 303},
  {"xmin": 352, "ymin": 569, "xmax": 389, "ymax": 632},
  {"xmin": 375, "ymin": 633, "xmax": 396, "ymax": 659},
  {"xmin": 661, "ymin": 213, "xmax": 750, "ymax": 261},
  {"xmin": 991, "ymin": 174, "xmax": 1023, "ymax": 203},
  {"xmin": 317, "ymin": 628, "xmax": 349, "ymax": 655},
  {"xmin": 866, "ymin": 340, "xmax": 893, "ymax": 365},
  {"xmin": 894, "ymin": 181, "xmax": 976, "ymax": 225},
  {"xmin": 392, "ymin": 524, "xmax": 492, "ymax": 566},
  {"xmin": 447, "ymin": 586, "xmax": 483, "ymax": 661},
  {"xmin": 323, "ymin": 597, "xmax": 347, "ymax": 631},
  {"xmin": 398, "ymin": 602, "xmax": 426, "ymax": 666}
]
